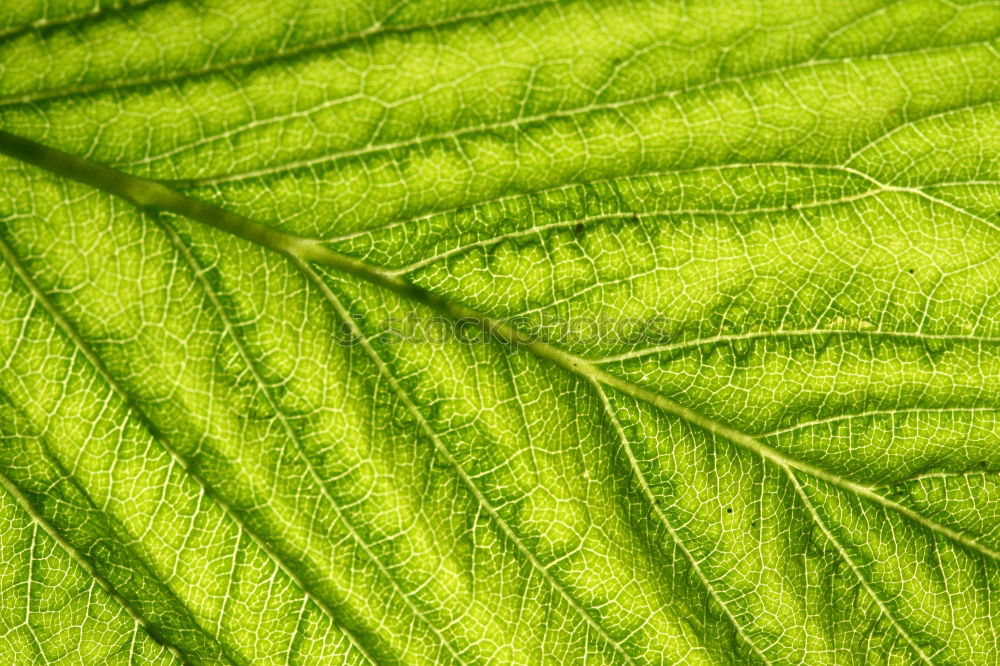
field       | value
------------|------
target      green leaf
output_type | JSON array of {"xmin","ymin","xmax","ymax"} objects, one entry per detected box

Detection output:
[{"xmin": 1, "ymin": 0, "xmax": 999, "ymax": 663}]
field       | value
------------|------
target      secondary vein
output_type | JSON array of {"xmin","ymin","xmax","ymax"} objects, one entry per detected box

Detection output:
[{"xmin": 2, "ymin": 127, "xmax": 996, "ymax": 566}]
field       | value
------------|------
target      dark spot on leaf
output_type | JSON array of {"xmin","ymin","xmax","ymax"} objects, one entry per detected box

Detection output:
[
  {"xmin": 908, "ymin": 268, "xmax": 914, "ymax": 275},
  {"xmin": 726, "ymin": 507, "xmax": 733, "ymax": 514},
  {"xmin": 573, "ymin": 222, "xmax": 584, "ymax": 235}
]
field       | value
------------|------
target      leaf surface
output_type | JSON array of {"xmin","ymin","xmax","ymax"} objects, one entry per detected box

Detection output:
[{"xmin": 1, "ymin": 1, "xmax": 1000, "ymax": 664}]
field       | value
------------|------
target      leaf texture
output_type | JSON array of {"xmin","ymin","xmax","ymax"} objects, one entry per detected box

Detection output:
[{"xmin": 1, "ymin": 1, "xmax": 1000, "ymax": 664}]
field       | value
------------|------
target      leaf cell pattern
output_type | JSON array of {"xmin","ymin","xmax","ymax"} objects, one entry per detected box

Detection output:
[{"xmin": 1, "ymin": 1, "xmax": 1000, "ymax": 664}]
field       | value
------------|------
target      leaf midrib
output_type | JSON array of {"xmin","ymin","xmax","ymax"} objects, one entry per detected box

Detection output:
[
  {"xmin": 3, "ymin": 128, "xmax": 998, "ymax": 561},
  {"xmin": 0, "ymin": 127, "xmax": 643, "ymax": 663},
  {"xmin": 4, "ymin": 128, "xmax": 1000, "ymax": 666}
]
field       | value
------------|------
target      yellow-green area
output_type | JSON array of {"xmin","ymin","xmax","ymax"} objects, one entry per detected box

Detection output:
[{"xmin": 1, "ymin": 1, "xmax": 1000, "ymax": 664}]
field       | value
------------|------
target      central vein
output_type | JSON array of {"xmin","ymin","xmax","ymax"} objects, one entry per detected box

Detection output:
[{"xmin": 1, "ymin": 127, "xmax": 995, "ymax": 563}]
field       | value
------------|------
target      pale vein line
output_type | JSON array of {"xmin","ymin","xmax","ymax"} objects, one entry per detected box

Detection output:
[
  {"xmin": 326, "ymin": 162, "xmax": 876, "ymax": 243},
  {"xmin": 783, "ymin": 467, "xmax": 934, "ymax": 665},
  {"xmin": 0, "ymin": 470, "xmax": 191, "ymax": 666},
  {"xmin": 385, "ymin": 187, "xmax": 887, "ymax": 276},
  {"xmin": 324, "ymin": 159, "xmax": 996, "ymax": 246},
  {"xmin": 149, "ymin": 46, "xmax": 1000, "ymax": 187},
  {"xmin": 22, "ymin": 520, "xmax": 47, "ymax": 663},
  {"xmin": 0, "ymin": 0, "xmax": 165, "ymax": 41},
  {"xmin": 836, "ymin": 162, "xmax": 1000, "ymax": 234},
  {"xmin": 0, "ymin": 0, "xmax": 558, "ymax": 107},
  {"xmin": 0, "ymin": 387, "xmax": 245, "ymax": 665},
  {"xmin": 292, "ymin": 257, "xmax": 640, "ymax": 666},
  {"xmin": 155, "ymin": 214, "xmax": 467, "ymax": 665},
  {"xmin": 0, "ymin": 230, "xmax": 376, "ymax": 665},
  {"xmin": 808, "ymin": 0, "xmax": 909, "ymax": 57},
  {"xmin": 4, "ymin": 129, "xmax": 1000, "ymax": 655},
  {"xmin": 594, "ymin": 329, "xmax": 1000, "ymax": 364},
  {"xmin": 587, "ymin": 359, "xmax": 1000, "ymax": 563},
  {"xmin": 879, "ymin": 469, "xmax": 1000, "ymax": 489},
  {"xmin": 592, "ymin": 381, "xmax": 772, "ymax": 665},
  {"xmin": 495, "ymin": 183, "xmax": 1000, "ymax": 326},
  {"xmin": 7, "ymin": 127, "xmax": 997, "ymax": 566},
  {"xmin": 844, "ymin": 99, "xmax": 1000, "ymax": 166},
  {"xmin": 932, "ymin": 180, "xmax": 1000, "ymax": 187},
  {"xmin": 762, "ymin": 405, "xmax": 1000, "ymax": 439},
  {"xmin": 898, "ymin": 184, "xmax": 1000, "ymax": 234}
]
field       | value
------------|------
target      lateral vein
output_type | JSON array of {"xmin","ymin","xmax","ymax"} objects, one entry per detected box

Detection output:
[{"xmin": 2, "ymin": 128, "xmax": 996, "ymax": 569}]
